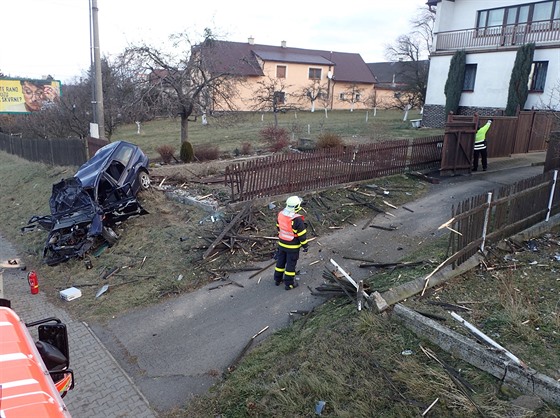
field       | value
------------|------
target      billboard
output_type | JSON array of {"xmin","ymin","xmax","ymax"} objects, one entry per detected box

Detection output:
[{"xmin": 0, "ymin": 78, "xmax": 62, "ymax": 114}]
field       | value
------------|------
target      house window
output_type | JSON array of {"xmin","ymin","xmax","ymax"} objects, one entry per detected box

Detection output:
[
  {"xmin": 477, "ymin": 1, "xmax": 560, "ymax": 28},
  {"xmin": 355, "ymin": 93, "xmax": 361, "ymax": 102},
  {"xmin": 528, "ymin": 61, "xmax": 548, "ymax": 91},
  {"xmin": 309, "ymin": 68, "xmax": 322, "ymax": 80},
  {"xmin": 274, "ymin": 91, "xmax": 286, "ymax": 104},
  {"xmin": 463, "ymin": 64, "xmax": 477, "ymax": 91},
  {"xmin": 276, "ymin": 65, "xmax": 286, "ymax": 79},
  {"xmin": 534, "ymin": 1, "xmax": 554, "ymax": 21},
  {"xmin": 339, "ymin": 92, "xmax": 346, "ymax": 100}
]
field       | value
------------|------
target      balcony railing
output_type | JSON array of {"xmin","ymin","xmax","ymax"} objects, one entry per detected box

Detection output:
[{"xmin": 435, "ymin": 19, "xmax": 560, "ymax": 51}]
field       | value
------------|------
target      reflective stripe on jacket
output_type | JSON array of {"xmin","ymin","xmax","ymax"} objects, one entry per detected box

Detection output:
[{"xmin": 474, "ymin": 122, "xmax": 491, "ymax": 150}]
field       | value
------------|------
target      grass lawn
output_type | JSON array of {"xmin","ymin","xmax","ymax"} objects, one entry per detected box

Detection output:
[{"xmin": 113, "ymin": 109, "xmax": 442, "ymax": 160}]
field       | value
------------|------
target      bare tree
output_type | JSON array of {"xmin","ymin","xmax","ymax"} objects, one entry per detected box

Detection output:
[
  {"xmin": 364, "ymin": 89, "xmax": 389, "ymax": 117},
  {"xmin": 123, "ymin": 29, "xmax": 239, "ymax": 145},
  {"xmin": 384, "ymin": 6, "xmax": 434, "ymax": 108},
  {"xmin": 252, "ymin": 76, "xmax": 295, "ymax": 127},
  {"xmin": 300, "ymin": 80, "xmax": 328, "ymax": 112},
  {"xmin": 339, "ymin": 84, "xmax": 364, "ymax": 112}
]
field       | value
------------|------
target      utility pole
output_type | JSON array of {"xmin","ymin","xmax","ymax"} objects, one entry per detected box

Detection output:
[{"xmin": 90, "ymin": 0, "xmax": 105, "ymax": 139}]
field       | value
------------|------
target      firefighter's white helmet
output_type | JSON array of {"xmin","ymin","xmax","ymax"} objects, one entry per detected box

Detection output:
[{"xmin": 286, "ymin": 196, "xmax": 302, "ymax": 212}]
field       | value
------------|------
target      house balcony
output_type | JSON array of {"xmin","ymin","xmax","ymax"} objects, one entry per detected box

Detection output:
[{"xmin": 434, "ymin": 19, "xmax": 560, "ymax": 53}]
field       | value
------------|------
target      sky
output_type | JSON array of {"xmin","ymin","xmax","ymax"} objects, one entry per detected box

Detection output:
[{"xmin": 0, "ymin": 0, "xmax": 429, "ymax": 84}]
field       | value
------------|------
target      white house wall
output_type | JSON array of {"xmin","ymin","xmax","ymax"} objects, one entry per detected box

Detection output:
[
  {"xmin": 426, "ymin": 48, "xmax": 560, "ymax": 110},
  {"xmin": 426, "ymin": 51, "xmax": 518, "ymax": 107},
  {"xmin": 424, "ymin": 0, "xmax": 560, "ymax": 126}
]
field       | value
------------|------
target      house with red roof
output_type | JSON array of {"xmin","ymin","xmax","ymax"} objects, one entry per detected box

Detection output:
[{"xmin": 199, "ymin": 38, "xmax": 377, "ymax": 112}]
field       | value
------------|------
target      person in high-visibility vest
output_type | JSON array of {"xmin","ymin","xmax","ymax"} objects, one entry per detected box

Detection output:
[
  {"xmin": 473, "ymin": 119, "xmax": 492, "ymax": 172},
  {"xmin": 274, "ymin": 196, "xmax": 309, "ymax": 290}
]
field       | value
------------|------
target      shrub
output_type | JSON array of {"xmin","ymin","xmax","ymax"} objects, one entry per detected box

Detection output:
[
  {"xmin": 180, "ymin": 141, "xmax": 195, "ymax": 163},
  {"xmin": 269, "ymin": 137, "xmax": 290, "ymax": 152},
  {"xmin": 195, "ymin": 144, "xmax": 220, "ymax": 161},
  {"xmin": 260, "ymin": 125, "xmax": 290, "ymax": 152},
  {"xmin": 241, "ymin": 142, "xmax": 252, "ymax": 155},
  {"xmin": 259, "ymin": 125, "xmax": 289, "ymax": 143},
  {"xmin": 316, "ymin": 132, "xmax": 344, "ymax": 149},
  {"xmin": 444, "ymin": 50, "xmax": 466, "ymax": 117},
  {"xmin": 505, "ymin": 43, "xmax": 535, "ymax": 116},
  {"xmin": 155, "ymin": 144, "xmax": 176, "ymax": 164}
]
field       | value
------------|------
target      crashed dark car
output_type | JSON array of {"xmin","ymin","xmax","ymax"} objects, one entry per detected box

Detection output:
[{"xmin": 24, "ymin": 141, "xmax": 150, "ymax": 266}]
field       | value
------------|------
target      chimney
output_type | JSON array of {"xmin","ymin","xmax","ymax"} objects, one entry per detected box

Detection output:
[
  {"xmin": 248, "ymin": 36, "xmax": 254, "ymax": 45},
  {"xmin": 281, "ymin": 40, "xmax": 286, "ymax": 48}
]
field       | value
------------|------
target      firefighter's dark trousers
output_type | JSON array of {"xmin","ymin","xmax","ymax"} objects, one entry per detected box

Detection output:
[
  {"xmin": 473, "ymin": 148, "xmax": 487, "ymax": 171},
  {"xmin": 274, "ymin": 247, "xmax": 299, "ymax": 286}
]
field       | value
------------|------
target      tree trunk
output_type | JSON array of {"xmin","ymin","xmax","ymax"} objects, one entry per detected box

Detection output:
[{"xmin": 180, "ymin": 114, "xmax": 189, "ymax": 143}]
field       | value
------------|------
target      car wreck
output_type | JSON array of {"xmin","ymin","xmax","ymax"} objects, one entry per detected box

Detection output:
[{"xmin": 23, "ymin": 141, "xmax": 150, "ymax": 266}]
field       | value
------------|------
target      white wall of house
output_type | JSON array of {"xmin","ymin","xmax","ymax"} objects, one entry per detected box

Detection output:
[
  {"xmin": 425, "ymin": 51, "xmax": 517, "ymax": 107},
  {"xmin": 426, "ymin": 0, "xmax": 560, "ymax": 114},
  {"xmin": 426, "ymin": 48, "xmax": 560, "ymax": 110}
]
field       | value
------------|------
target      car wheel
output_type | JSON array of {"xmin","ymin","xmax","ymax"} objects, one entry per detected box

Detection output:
[
  {"xmin": 102, "ymin": 226, "xmax": 119, "ymax": 246},
  {"xmin": 138, "ymin": 170, "xmax": 151, "ymax": 190}
]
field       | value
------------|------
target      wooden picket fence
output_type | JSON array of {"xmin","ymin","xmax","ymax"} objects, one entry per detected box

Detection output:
[
  {"xmin": 225, "ymin": 136, "xmax": 444, "ymax": 201},
  {"xmin": 446, "ymin": 170, "xmax": 560, "ymax": 267}
]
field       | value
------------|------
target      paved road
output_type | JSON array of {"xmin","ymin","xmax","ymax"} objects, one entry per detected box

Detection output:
[{"xmin": 0, "ymin": 152, "xmax": 552, "ymax": 416}]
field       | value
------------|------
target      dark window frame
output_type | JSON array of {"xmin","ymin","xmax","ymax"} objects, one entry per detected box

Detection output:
[
  {"xmin": 274, "ymin": 91, "xmax": 286, "ymax": 105},
  {"xmin": 308, "ymin": 67, "xmax": 322, "ymax": 80},
  {"xmin": 528, "ymin": 61, "xmax": 548, "ymax": 92},
  {"xmin": 276, "ymin": 65, "xmax": 287, "ymax": 79},
  {"xmin": 463, "ymin": 64, "xmax": 478, "ymax": 92},
  {"xmin": 477, "ymin": 0, "xmax": 560, "ymax": 29}
]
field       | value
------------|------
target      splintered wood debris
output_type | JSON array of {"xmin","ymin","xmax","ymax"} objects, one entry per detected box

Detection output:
[
  {"xmin": 310, "ymin": 259, "xmax": 372, "ymax": 311},
  {"xmin": 197, "ymin": 183, "xmax": 414, "ymax": 268}
]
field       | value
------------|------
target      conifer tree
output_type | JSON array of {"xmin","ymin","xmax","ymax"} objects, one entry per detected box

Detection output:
[
  {"xmin": 444, "ymin": 50, "xmax": 466, "ymax": 116},
  {"xmin": 505, "ymin": 43, "xmax": 535, "ymax": 116}
]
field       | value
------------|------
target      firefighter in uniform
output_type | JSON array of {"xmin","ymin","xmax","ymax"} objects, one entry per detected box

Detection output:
[
  {"xmin": 274, "ymin": 196, "xmax": 309, "ymax": 290},
  {"xmin": 473, "ymin": 119, "xmax": 492, "ymax": 172}
]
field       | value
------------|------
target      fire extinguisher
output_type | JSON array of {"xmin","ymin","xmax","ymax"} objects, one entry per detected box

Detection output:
[{"xmin": 28, "ymin": 271, "xmax": 39, "ymax": 295}]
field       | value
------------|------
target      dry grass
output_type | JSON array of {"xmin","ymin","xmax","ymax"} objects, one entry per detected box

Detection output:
[
  {"xmin": 2, "ymin": 112, "xmax": 558, "ymax": 417},
  {"xmin": 114, "ymin": 109, "xmax": 441, "ymax": 160}
]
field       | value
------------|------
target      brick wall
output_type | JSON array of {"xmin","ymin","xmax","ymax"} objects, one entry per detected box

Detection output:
[{"xmin": 423, "ymin": 105, "xmax": 505, "ymax": 128}]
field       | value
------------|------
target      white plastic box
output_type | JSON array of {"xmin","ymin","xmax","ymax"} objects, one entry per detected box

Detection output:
[{"xmin": 59, "ymin": 287, "xmax": 82, "ymax": 301}]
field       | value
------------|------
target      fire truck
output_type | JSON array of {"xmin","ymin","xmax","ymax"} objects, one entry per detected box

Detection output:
[{"xmin": 0, "ymin": 299, "xmax": 74, "ymax": 417}]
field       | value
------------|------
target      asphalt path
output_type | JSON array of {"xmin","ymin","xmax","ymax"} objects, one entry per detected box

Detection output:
[
  {"xmin": 91, "ymin": 153, "xmax": 549, "ymax": 413},
  {"xmin": 0, "ymin": 152, "xmax": 549, "ymax": 415}
]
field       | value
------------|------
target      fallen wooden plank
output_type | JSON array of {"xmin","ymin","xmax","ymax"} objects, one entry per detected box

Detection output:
[
  {"xmin": 359, "ymin": 260, "xmax": 424, "ymax": 269},
  {"xmin": 427, "ymin": 301, "xmax": 471, "ymax": 312},
  {"xmin": 370, "ymin": 225, "xmax": 397, "ymax": 231},
  {"xmin": 203, "ymin": 202, "xmax": 252, "ymax": 260},
  {"xmin": 248, "ymin": 261, "xmax": 276, "ymax": 279}
]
